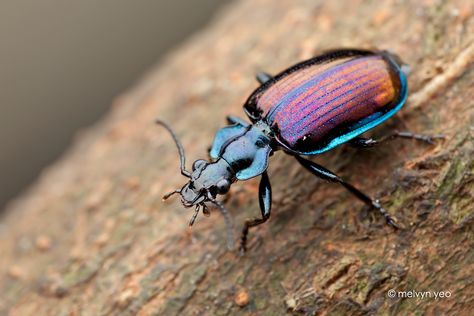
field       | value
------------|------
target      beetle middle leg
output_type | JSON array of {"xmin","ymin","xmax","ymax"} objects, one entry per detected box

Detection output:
[
  {"xmin": 349, "ymin": 131, "xmax": 445, "ymax": 148},
  {"xmin": 240, "ymin": 171, "xmax": 272, "ymax": 253},
  {"xmin": 226, "ymin": 115, "xmax": 249, "ymax": 127},
  {"xmin": 295, "ymin": 155, "xmax": 399, "ymax": 229},
  {"xmin": 256, "ymin": 72, "xmax": 273, "ymax": 85}
]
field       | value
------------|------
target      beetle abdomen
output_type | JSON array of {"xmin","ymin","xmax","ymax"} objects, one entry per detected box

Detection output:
[{"xmin": 244, "ymin": 51, "xmax": 406, "ymax": 154}]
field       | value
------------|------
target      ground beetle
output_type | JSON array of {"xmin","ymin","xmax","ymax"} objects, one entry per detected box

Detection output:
[{"xmin": 157, "ymin": 49, "xmax": 443, "ymax": 253}]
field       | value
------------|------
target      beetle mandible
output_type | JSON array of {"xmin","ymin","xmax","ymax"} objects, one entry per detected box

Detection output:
[{"xmin": 157, "ymin": 49, "xmax": 443, "ymax": 253}]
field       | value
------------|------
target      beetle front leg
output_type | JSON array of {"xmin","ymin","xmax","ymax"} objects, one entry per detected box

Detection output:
[
  {"xmin": 295, "ymin": 155, "xmax": 399, "ymax": 229},
  {"xmin": 240, "ymin": 171, "xmax": 272, "ymax": 253},
  {"xmin": 349, "ymin": 131, "xmax": 445, "ymax": 148}
]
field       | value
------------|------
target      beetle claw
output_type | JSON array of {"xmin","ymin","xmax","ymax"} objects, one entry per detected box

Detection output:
[
  {"xmin": 386, "ymin": 216, "xmax": 401, "ymax": 230},
  {"xmin": 410, "ymin": 133, "xmax": 446, "ymax": 145}
]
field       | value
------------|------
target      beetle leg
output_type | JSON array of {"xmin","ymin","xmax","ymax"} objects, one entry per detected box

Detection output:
[
  {"xmin": 240, "ymin": 171, "xmax": 272, "ymax": 253},
  {"xmin": 256, "ymin": 72, "xmax": 273, "ymax": 85},
  {"xmin": 295, "ymin": 155, "xmax": 399, "ymax": 229},
  {"xmin": 226, "ymin": 115, "xmax": 250, "ymax": 127},
  {"xmin": 400, "ymin": 64, "xmax": 411, "ymax": 76},
  {"xmin": 208, "ymin": 198, "xmax": 235, "ymax": 251},
  {"xmin": 349, "ymin": 131, "xmax": 445, "ymax": 148},
  {"xmin": 207, "ymin": 146, "xmax": 212, "ymax": 160}
]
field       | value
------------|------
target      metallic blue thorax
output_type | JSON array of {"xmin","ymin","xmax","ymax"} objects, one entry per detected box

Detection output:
[{"xmin": 210, "ymin": 121, "xmax": 272, "ymax": 180}]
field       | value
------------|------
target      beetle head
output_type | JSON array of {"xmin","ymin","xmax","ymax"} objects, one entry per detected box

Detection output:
[
  {"xmin": 156, "ymin": 118, "xmax": 234, "ymax": 225},
  {"xmin": 156, "ymin": 119, "xmax": 236, "ymax": 249},
  {"xmin": 166, "ymin": 158, "xmax": 232, "ymax": 225}
]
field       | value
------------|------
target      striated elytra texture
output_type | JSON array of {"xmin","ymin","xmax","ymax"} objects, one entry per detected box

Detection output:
[
  {"xmin": 244, "ymin": 51, "xmax": 406, "ymax": 154},
  {"xmin": 0, "ymin": 0, "xmax": 473, "ymax": 315}
]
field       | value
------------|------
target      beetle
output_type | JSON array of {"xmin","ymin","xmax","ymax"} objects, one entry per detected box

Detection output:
[{"xmin": 157, "ymin": 48, "xmax": 443, "ymax": 253}]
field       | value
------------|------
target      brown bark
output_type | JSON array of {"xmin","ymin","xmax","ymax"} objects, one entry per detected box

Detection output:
[{"xmin": 1, "ymin": 1, "xmax": 473, "ymax": 315}]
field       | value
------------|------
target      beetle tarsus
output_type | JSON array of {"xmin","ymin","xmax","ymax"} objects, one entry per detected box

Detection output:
[
  {"xmin": 350, "ymin": 131, "xmax": 445, "ymax": 148},
  {"xmin": 240, "ymin": 217, "xmax": 267, "ymax": 254},
  {"xmin": 372, "ymin": 199, "xmax": 400, "ymax": 229},
  {"xmin": 295, "ymin": 155, "xmax": 399, "ymax": 229},
  {"xmin": 400, "ymin": 132, "xmax": 446, "ymax": 145}
]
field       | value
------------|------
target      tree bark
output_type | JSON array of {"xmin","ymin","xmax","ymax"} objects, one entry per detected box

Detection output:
[{"xmin": 1, "ymin": 1, "xmax": 473, "ymax": 315}]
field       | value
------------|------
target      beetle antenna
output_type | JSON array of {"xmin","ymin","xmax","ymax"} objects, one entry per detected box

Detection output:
[
  {"xmin": 162, "ymin": 189, "xmax": 181, "ymax": 201},
  {"xmin": 210, "ymin": 199, "xmax": 235, "ymax": 251},
  {"xmin": 189, "ymin": 204, "xmax": 200, "ymax": 226},
  {"xmin": 155, "ymin": 119, "xmax": 191, "ymax": 178}
]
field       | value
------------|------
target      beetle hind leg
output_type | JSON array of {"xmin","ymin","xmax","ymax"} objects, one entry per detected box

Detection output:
[
  {"xmin": 295, "ymin": 155, "xmax": 400, "ymax": 229},
  {"xmin": 349, "ymin": 131, "xmax": 445, "ymax": 148}
]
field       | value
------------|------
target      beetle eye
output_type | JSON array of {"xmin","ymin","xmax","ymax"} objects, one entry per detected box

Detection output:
[
  {"xmin": 216, "ymin": 179, "xmax": 230, "ymax": 194},
  {"xmin": 192, "ymin": 159, "xmax": 207, "ymax": 171}
]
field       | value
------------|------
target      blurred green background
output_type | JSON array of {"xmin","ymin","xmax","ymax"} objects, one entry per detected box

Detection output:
[{"xmin": 0, "ymin": 0, "xmax": 232, "ymax": 210}]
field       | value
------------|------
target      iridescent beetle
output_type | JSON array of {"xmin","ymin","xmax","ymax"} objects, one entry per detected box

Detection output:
[{"xmin": 157, "ymin": 49, "xmax": 442, "ymax": 252}]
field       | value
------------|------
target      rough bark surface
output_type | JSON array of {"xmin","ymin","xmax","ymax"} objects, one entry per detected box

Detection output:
[{"xmin": 1, "ymin": 1, "xmax": 473, "ymax": 315}]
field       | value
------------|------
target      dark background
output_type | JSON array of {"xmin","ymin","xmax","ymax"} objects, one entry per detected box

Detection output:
[{"xmin": 0, "ymin": 0, "xmax": 232, "ymax": 210}]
